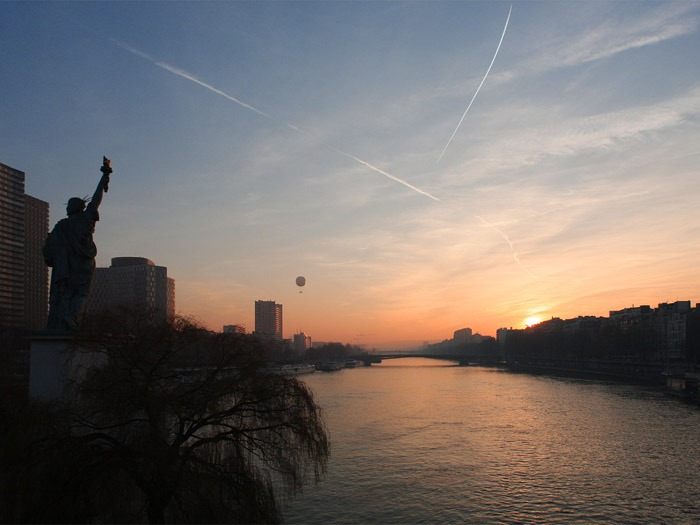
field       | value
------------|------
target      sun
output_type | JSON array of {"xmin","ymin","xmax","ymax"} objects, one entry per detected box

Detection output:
[{"xmin": 524, "ymin": 316, "xmax": 542, "ymax": 327}]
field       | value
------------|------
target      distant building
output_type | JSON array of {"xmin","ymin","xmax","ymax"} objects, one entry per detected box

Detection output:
[
  {"xmin": 254, "ymin": 300, "xmax": 283, "ymax": 341},
  {"xmin": 0, "ymin": 162, "xmax": 49, "ymax": 330},
  {"xmin": 223, "ymin": 324, "xmax": 246, "ymax": 334},
  {"xmin": 454, "ymin": 328, "xmax": 473, "ymax": 342},
  {"xmin": 496, "ymin": 327, "xmax": 513, "ymax": 346},
  {"xmin": 293, "ymin": 331, "xmax": 312, "ymax": 354},
  {"xmin": 85, "ymin": 257, "xmax": 175, "ymax": 320},
  {"xmin": 656, "ymin": 301, "xmax": 692, "ymax": 365},
  {"xmin": 609, "ymin": 305, "xmax": 653, "ymax": 323}
]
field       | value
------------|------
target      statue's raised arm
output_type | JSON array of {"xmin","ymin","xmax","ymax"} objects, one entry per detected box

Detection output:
[
  {"xmin": 43, "ymin": 156, "xmax": 115, "ymax": 333},
  {"xmin": 87, "ymin": 157, "xmax": 112, "ymax": 214}
]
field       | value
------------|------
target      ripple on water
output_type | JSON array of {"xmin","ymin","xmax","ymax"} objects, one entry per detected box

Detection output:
[{"xmin": 285, "ymin": 363, "xmax": 700, "ymax": 524}]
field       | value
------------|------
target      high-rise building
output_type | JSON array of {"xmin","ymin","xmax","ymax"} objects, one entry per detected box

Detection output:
[
  {"xmin": 293, "ymin": 331, "xmax": 312, "ymax": 353},
  {"xmin": 0, "ymin": 163, "xmax": 26, "ymax": 328},
  {"xmin": 24, "ymin": 195, "xmax": 49, "ymax": 330},
  {"xmin": 255, "ymin": 300, "xmax": 283, "ymax": 341},
  {"xmin": 0, "ymin": 162, "xmax": 49, "ymax": 330},
  {"xmin": 85, "ymin": 257, "xmax": 175, "ymax": 320}
]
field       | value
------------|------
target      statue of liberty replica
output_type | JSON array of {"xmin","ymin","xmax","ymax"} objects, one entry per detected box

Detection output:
[{"xmin": 43, "ymin": 157, "xmax": 113, "ymax": 333}]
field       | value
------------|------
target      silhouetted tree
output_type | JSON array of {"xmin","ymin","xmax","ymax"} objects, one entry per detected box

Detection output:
[
  {"xmin": 0, "ymin": 307, "xmax": 329, "ymax": 523},
  {"xmin": 307, "ymin": 342, "xmax": 353, "ymax": 362}
]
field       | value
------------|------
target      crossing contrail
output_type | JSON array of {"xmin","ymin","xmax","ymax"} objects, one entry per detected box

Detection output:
[
  {"xmin": 113, "ymin": 39, "xmax": 438, "ymax": 201},
  {"xmin": 437, "ymin": 5, "xmax": 512, "ymax": 163},
  {"xmin": 474, "ymin": 214, "xmax": 537, "ymax": 281}
]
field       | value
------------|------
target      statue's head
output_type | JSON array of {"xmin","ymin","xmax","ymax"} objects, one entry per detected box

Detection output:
[{"xmin": 66, "ymin": 197, "xmax": 86, "ymax": 216}]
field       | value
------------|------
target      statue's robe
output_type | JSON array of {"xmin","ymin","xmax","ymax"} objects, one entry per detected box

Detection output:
[{"xmin": 43, "ymin": 205, "xmax": 99, "ymax": 331}]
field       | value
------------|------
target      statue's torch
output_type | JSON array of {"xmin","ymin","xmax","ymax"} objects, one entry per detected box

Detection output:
[{"xmin": 100, "ymin": 156, "xmax": 113, "ymax": 192}]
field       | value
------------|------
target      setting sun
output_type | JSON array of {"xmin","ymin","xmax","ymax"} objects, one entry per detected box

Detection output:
[{"xmin": 524, "ymin": 316, "xmax": 542, "ymax": 327}]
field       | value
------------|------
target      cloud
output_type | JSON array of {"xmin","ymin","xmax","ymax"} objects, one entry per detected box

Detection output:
[
  {"xmin": 557, "ymin": 3, "xmax": 698, "ymax": 67},
  {"xmin": 500, "ymin": 3, "xmax": 699, "ymax": 83},
  {"xmin": 443, "ymin": 83, "xmax": 700, "ymax": 179}
]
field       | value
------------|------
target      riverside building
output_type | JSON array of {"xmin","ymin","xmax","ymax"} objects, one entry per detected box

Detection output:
[
  {"xmin": 293, "ymin": 331, "xmax": 312, "ymax": 354},
  {"xmin": 254, "ymin": 300, "xmax": 283, "ymax": 341},
  {"xmin": 85, "ymin": 257, "xmax": 175, "ymax": 320}
]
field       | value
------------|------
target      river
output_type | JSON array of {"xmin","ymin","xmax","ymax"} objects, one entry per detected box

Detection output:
[{"xmin": 282, "ymin": 358, "xmax": 700, "ymax": 523}]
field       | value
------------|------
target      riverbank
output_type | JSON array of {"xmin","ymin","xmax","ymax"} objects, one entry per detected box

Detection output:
[
  {"xmin": 502, "ymin": 362, "xmax": 700, "ymax": 405},
  {"xmin": 502, "ymin": 362, "xmax": 666, "ymax": 387}
]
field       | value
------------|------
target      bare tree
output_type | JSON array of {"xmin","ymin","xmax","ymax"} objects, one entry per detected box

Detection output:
[{"xmin": 1, "ymin": 307, "xmax": 329, "ymax": 523}]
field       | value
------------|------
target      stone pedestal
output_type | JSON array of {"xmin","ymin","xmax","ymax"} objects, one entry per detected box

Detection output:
[
  {"xmin": 29, "ymin": 335, "xmax": 73, "ymax": 400},
  {"xmin": 29, "ymin": 335, "xmax": 107, "ymax": 401}
]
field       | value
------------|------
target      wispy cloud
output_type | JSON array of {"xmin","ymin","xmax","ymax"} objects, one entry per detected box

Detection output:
[
  {"xmin": 446, "ymin": 84, "xmax": 700, "ymax": 177},
  {"xmin": 558, "ymin": 3, "xmax": 698, "ymax": 67},
  {"xmin": 500, "ymin": 3, "xmax": 699, "ymax": 82}
]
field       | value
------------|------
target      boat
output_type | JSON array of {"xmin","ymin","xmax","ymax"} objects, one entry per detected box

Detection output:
[
  {"xmin": 666, "ymin": 373, "xmax": 700, "ymax": 402},
  {"xmin": 320, "ymin": 361, "xmax": 342, "ymax": 372}
]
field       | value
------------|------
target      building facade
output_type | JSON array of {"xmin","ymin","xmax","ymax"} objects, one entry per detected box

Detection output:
[
  {"xmin": 24, "ymin": 195, "xmax": 49, "ymax": 330},
  {"xmin": 254, "ymin": 300, "xmax": 283, "ymax": 341},
  {"xmin": 293, "ymin": 331, "xmax": 312, "ymax": 354},
  {"xmin": 0, "ymin": 163, "xmax": 26, "ymax": 328},
  {"xmin": 454, "ymin": 328, "xmax": 473, "ymax": 342},
  {"xmin": 0, "ymin": 162, "xmax": 49, "ymax": 330},
  {"xmin": 85, "ymin": 257, "xmax": 175, "ymax": 320}
]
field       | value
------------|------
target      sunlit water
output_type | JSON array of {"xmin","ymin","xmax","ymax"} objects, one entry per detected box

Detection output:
[{"xmin": 282, "ymin": 358, "xmax": 700, "ymax": 523}]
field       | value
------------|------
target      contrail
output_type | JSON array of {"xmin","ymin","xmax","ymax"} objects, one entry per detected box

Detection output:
[
  {"xmin": 474, "ymin": 214, "xmax": 537, "ymax": 281},
  {"xmin": 328, "ymin": 146, "xmax": 440, "ymax": 201},
  {"xmin": 288, "ymin": 123, "xmax": 439, "ymax": 200},
  {"xmin": 112, "ymin": 39, "xmax": 271, "ymax": 118},
  {"xmin": 113, "ymin": 40, "xmax": 438, "ymax": 201},
  {"xmin": 437, "ymin": 5, "xmax": 512, "ymax": 163}
]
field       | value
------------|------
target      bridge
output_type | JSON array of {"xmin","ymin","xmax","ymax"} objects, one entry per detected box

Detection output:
[{"xmin": 349, "ymin": 353, "xmax": 501, "ymax": 366}]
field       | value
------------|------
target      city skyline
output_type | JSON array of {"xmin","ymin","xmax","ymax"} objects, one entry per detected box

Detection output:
[{"xmin": 3, "ymin": 2, "xmax": 700, "ymax": 349}]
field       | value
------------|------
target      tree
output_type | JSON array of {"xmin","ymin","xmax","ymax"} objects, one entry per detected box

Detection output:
[{"xmin": 1, "ymin": 307, "xmax": 329, "ymax": 523}]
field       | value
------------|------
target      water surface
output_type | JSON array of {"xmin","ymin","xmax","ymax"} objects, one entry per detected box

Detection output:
[{"xmin": 283, "ymin": 358, "xmax": 700, "ymax": 523}]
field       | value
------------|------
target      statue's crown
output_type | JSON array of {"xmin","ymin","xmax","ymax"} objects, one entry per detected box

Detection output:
[{"xmin": 67, "ymin": 197, "xmax": 87, "ymax": 215}]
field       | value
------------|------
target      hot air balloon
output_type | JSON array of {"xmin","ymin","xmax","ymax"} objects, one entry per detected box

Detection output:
[{"xmin": 296, "ymin": 276, "xmax": 306, "ymax": 292}]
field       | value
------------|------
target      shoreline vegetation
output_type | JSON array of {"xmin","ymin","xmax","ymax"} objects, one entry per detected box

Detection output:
[{"xmin": 0, "ymin": 308, "xmax": 329, "ymax": 524}]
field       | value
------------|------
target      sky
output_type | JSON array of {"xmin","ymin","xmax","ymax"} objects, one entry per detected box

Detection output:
[{"xmin": 2, "ymin": 1, "xmax": 700, "ymax": 349}]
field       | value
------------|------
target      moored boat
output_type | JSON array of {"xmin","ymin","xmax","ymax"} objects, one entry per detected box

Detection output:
[{"xmin": 265, "ymin": 364, "xmax": 316, "ymax": 375}]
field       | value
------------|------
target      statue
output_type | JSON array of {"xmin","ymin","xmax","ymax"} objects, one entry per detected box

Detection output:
[{"xmin": 43, "ymin": 157, "xmax": 113, "ymax": 333}]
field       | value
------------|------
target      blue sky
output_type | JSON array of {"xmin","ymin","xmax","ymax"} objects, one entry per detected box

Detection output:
[{"xmin": 3, "ymin": 1, "xmax": 700, "ymax": 348}]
